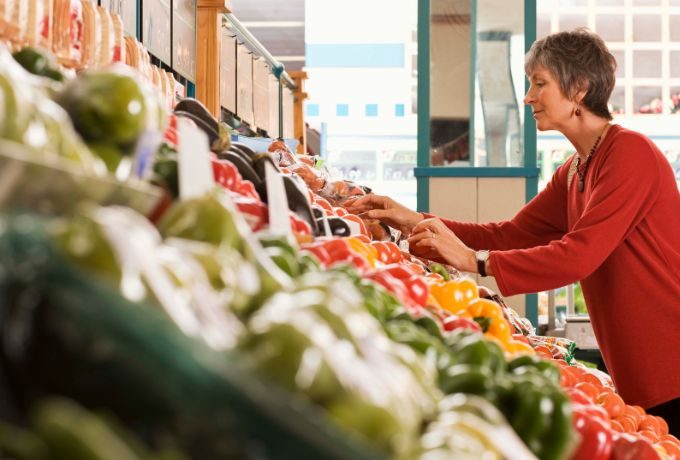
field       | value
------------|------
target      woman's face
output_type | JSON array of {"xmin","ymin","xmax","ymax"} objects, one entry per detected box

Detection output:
[{"xmin": 524, "ymin": 66, "xmax": 574, "ymax": 131}]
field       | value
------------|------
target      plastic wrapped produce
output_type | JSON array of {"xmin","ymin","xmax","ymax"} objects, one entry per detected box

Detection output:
[{"xmin": 52, "ymin": 0, "xmax": 83, "ymax": 68}]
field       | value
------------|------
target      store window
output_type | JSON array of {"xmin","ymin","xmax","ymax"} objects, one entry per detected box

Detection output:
[
  {"xmin": 634, "ymin": 86, "xmax": 662, "ymax": 114},
  {"xmin": 671, "ymin": 51, "xmax": 680, "ymax": 79},
  {"xmin": 609, "ymin": 86, "xmax": 625, "ymax": 115},
  {"xmin": 633, "ymin": 50, "xmax": 662, "ymax": 78},
  {"xmin": 596, "ymin": 15, "xmax": 625, "ymax": 42},
  {"xmin": 633, "ymin": 0, "xmax": 661, "ymax": 5},
  {"xmin": 633, "ymin": 15, "xmax": 661, "ymax": 41},
  {"xmin": 611, "ymin": 50, "xmax": 625, "ymax": 78},
  {"xmin": 365, "ymin": 104, "xmax": 378, "ymax": 117},
  {"xmin": 336, "ymin": 104, "xmax": 349, "ymax": 117},
  {"xmin": 559, "ymin": 14, "xmax": 588, "ymax": 32},
  {"xmin": 306, "ymin": 103, "xmax": 320, "ymax": 117},
  {"xmin": 598, "ymin": 0, "xmax": 624, "ymax": 4},
  {"xmin": 671, "ymin": 87, "xmax": 680, "ymax": 114},
  {"xmin": 671, "ymin": 15, "xmax": 680, "ymax": 42},
  {"xmin": 559, "ymin": 0, "xmax": 587, "ymax": 6}
]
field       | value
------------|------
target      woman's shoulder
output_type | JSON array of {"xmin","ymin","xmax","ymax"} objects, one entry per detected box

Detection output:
[
  {"xmin": 601, "ymin": 125, "xmax": 667, "ymax": 176},
  {"xmin": 607, "ymin": 125, "xmax": 659, "ymax": 155}
]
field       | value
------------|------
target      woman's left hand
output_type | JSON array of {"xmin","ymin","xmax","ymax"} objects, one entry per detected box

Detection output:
[{"xmin": 407, "ymin": 218, "xmax": 476, "ymax": 272}]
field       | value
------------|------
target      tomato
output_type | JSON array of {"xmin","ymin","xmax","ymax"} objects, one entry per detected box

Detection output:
[
  {"xmin": 638, "ymin": 430, "xmax": 660, "ymax": 444},
  {"xmin": 624, "ymin": 405, "xmax": 643, "ymax": 428},
  {"xmin": 610, "ymin": 419, "xmax": 624, "ymax": 432},
  {"xmin": 580, "ymin": 372, "xmax": 605, "ymax": 389},
  {"xmin": 653, "ymin": 416, "xmax": 669, "ymax": 436},
  {"xmin": 614, "ymin": 415, "xmax": 639, "ymax": 433},
  {"xmin": 575, "ymin": 382, "xmax": 600, "ymax": 402},
  {"xmin": 657, "ymin": 440, "xmax": 680, "ymax": 458},
  {"xmin": 660, "ymin": 434, "xmax": 680, "ymax": 444},
  {"xmin": 597, "ymin": 390, "xmax": 626, "ymax": 419},
  {"xmin": 534, "ymin": 344, "xmax": 554, "ymax": 359},
  {"xmin": 638, "ymin": 415, "xmax": 662, "ymax": 435}
]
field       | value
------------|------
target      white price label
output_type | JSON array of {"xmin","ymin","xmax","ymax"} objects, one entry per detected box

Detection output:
[
  {"xmin": 178, "ymin": 118, "xmax": 214, "ymax": 199},
  {"xmin": 265, "ymin": 162, "xmax": 293, "ymax": 243}
]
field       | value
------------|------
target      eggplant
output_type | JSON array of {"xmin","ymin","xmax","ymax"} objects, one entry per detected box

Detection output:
[
  {"xmin": 228, "ymin": 146, "xmax": 254, "ymax": 165},
  {"xmin": 315, "ymin": 217, "xmax": 351, "ymax": 238},
  {"xmin": 174, "ymin": 98, "xmax": 219, "ymax": 146},
  {"xmin": 230, "ymin": 142, "xmax": 257, "ymax": 159},
  {"xmin": 251, "ymin": 154, "xmax": 280, "ymax": 182}
]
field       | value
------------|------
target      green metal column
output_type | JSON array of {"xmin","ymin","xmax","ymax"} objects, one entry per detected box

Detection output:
[
  {"xmin": 416, "ymin": 0, "xmax": 430, "ymax": 213},
  {"xmin": 524, "ymin": 0, "xmax": 538, "ymax": 328}
]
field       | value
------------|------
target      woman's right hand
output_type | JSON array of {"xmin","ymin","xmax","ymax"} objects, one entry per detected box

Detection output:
[{"xmin": 343, "ymin": 194, "xmax": 424, "ymax": 235}]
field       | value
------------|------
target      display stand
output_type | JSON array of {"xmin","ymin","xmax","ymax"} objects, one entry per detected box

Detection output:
[{"xmin": 196, "ymin": 0, "xmax": 230, "ymax": 117}]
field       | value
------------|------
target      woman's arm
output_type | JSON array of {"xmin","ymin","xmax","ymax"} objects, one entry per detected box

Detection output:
[{"xmin": 430, "ymin": 164, "xmax": 570, "ymax": 251}]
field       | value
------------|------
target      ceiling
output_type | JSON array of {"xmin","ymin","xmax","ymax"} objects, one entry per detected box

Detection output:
[{"xmin": 229, "ymin": 0, "xmax": 306, "ymax": 71}]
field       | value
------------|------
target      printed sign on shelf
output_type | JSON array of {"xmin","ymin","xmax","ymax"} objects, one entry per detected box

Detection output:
[
  {"xmin": 142, "ymin": 0, "xmax": 171, "ymax": 63},
  {"xmin": 268, "ymin": 75, "xmax": 279, "ymax": 138},
  {"xmin": 253, "ymin": 57, "xmax": 272, "ymax": 134},
  {"xmin": 236, "ymin": 43, "xmax": 254, "ymax": 126},
  {"xmin": 100, "ymin": 0, "xmax": 136, "ymax": 38},
  {"xmin": 173, "ymin": 0, "xmax": 196, "ymax": 81},
  {"xmin": 282, "ymin": 86, "xmax": 295, "ymax": 140},
  {"xmin": 220, "ymin": 30, "xmax": 236, "ymax": 113}
]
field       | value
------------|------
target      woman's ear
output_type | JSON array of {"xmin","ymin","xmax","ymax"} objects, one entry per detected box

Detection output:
[{"xmin": 572, "ymin": 80, "xmax": 589, "ymax": 104}]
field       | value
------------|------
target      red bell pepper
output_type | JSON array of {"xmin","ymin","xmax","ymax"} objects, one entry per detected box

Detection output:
[
  {"xmin": 442, "ymin": 315, "xmax": 482, "ymax": 333},
  {"xmin": 301, "ymin": 245, "xmax": 331, "ymax": 266},
  {"xmin": 570, "ymin": 408, "xmax": 614, "ymax": 460},
  {"xmin": 236, "ymin": 180, "xmax": 261, "ymax": 201},
  {"xmin": 371, "ymin": 242, "xmax": 402, "ymax": 264},
  {"xmin": 378, "ymin": 264, "xmax": 429, "ymax": 307},
  {"xmin": 366, "ymin": 271, "xmax": 417, "ymax": 308},
  {"xmin": 289, "ymin": 212, "xmax": 312, "ymax": 236},
  {"xmin": 610, "ymin": 433, "xmax": 661, "ymax": 460},
  {"xmin": 333, "ymin": 206, "xmax": 348, "ymax": 217},
  {"xmin": 211, "ymin": 157, "xmax": 242, "ymax": 191}
]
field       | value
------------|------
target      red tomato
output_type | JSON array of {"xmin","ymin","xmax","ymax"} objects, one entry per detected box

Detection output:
[{"xmin": 597, "ymin": 390, "xmax": 626, "ymax": 419}]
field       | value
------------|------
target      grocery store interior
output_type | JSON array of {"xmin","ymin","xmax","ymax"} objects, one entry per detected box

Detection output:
[{"xmin": 0, "ymin": 0, "xmax": 679, "ymax": 459}]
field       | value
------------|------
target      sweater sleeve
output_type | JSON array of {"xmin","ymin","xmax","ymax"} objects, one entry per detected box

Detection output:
[
  {"xmin": 430, "ymin": 164, "xmax": 569, "ymax": 251},
  {"xmin": 492, "ymin": 136, "xmax": 660, "ymax": 296}
]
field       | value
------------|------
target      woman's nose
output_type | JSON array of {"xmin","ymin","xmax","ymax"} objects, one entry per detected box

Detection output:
[{"xmin": 523, "ymin": 91, "xmax": 534, "ymax": 105}]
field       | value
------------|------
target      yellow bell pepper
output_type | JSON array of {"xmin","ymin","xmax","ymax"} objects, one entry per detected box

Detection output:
[
  {"xmin": 429, "ymin": 277, "xmax": 479, "ymax": 314},
  {"xmin": 345, "ymin": 237, "xmax": 377, "ymax": 268}
]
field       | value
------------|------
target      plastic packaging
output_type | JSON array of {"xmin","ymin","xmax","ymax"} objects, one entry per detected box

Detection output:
[{"xmin": 52, "ymin": 0, "xmax": 83, "ymax": 68}]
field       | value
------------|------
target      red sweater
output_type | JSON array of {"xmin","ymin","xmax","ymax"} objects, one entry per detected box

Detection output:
[{"xmin": 440, "ymin": 125, "xmax": 680, "ymax": 408}]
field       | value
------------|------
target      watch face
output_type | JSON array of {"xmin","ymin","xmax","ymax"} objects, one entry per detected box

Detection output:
[{"xmin": 477, "ymin": 250, "xmax": 490, "ymax": 262}]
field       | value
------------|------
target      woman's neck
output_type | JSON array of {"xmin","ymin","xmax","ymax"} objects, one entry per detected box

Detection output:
[{"xmin": 562, "ymin": 116, "xmax": 611, "ymax": 162}]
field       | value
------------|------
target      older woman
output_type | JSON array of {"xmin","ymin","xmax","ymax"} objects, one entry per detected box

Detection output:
[{"xmin": 346, "ymin": 29, "xmax": 680, "ymax": 434}]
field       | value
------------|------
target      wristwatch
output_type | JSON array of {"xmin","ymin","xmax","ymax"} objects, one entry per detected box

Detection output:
[{"xmin": 476, "ymin": 250, "xmax": 490, "ymax": 277}]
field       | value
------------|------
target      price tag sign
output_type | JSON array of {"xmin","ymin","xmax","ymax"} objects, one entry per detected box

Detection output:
[
  {"xmin": 265, "ymin": 162, "xmax": 293, "ymax": 243},
  {"xmin": 177, "ymin": 118, "xmax": 214, "ymax": 199}
]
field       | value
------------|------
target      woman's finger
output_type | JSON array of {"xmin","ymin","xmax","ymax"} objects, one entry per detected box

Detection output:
[{"xmin": 411, "ymin": 218, "xmax": 438, "ymax": 234}]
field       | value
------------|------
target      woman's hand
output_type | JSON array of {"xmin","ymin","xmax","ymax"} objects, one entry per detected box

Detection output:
[
  {"xmin": 343, "ymin": 194, "xmax": 424, "ymax": 235},
  {"xmin": 408, "ymin": 218, "xmax": 476, "ymax": 272}
]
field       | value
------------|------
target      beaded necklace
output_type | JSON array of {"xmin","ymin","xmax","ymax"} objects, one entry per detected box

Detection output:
[{"xmin": 575, "ymin": 124, "xmax": 609, "ymax": 192}]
